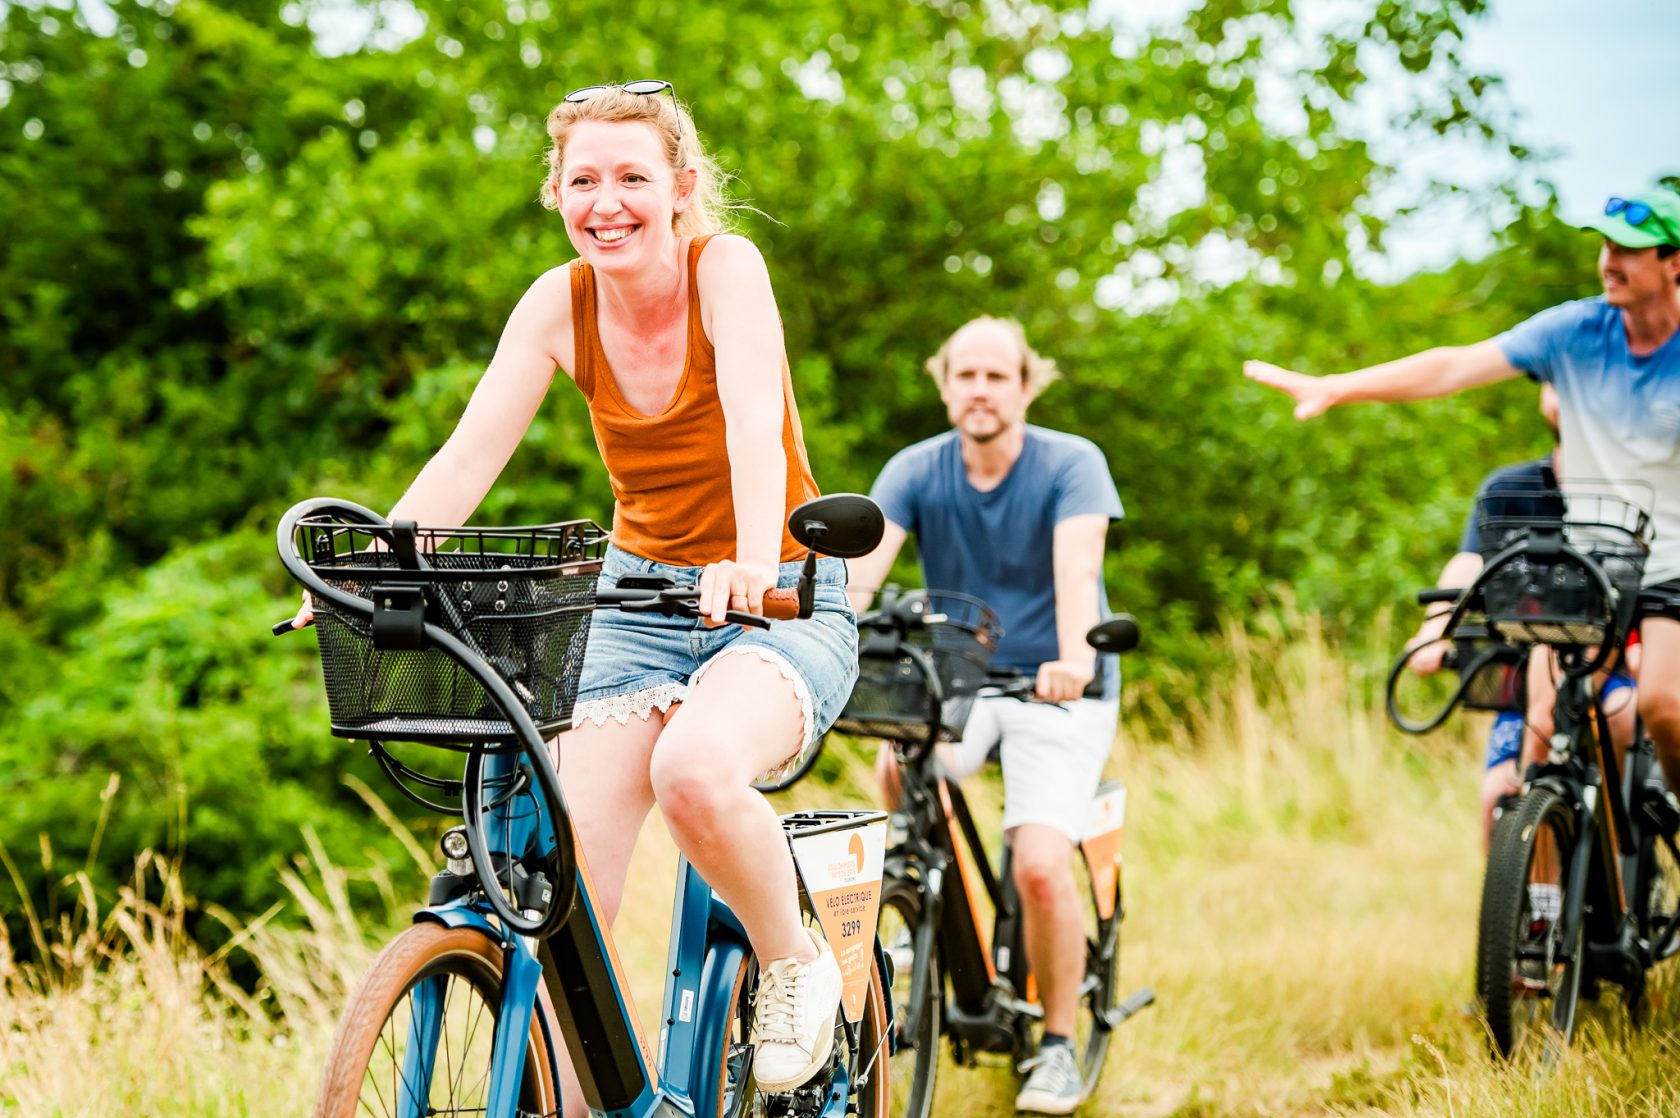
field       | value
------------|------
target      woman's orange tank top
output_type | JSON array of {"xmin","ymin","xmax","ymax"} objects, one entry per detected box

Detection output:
[{"xmin": 569, "ymin": 235, "xmax": 821, "ymax": 566}]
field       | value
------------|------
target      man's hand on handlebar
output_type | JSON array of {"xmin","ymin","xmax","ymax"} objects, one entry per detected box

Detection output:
[
  {"xmin": 1036, "ymin": 659, "xmax": 1096, "ymax": 703},
  {"xmin": 1405, "ymin": 636, "xmax": 1452, "ymax": 677}
]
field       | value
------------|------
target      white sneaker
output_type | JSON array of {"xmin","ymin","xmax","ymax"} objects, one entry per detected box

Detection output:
[
  {"xmin": 1015, "ymin": 1043, "xmax": 1086, "ymax": 1115},
  {"xmin": 751, "ymin": 928, "xmax": 843, "ymax": 1094}
]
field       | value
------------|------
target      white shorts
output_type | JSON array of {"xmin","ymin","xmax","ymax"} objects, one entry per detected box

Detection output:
[{"xmin": 943, "ymin": 695, "xmax": 1120, "ymax": 843}]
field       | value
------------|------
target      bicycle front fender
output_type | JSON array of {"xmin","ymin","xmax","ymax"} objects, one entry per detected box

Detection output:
[
  {"xmin": 414, "ymin": 902, "xmax": 558, "ymax": 1118},
  {"xmin": 687, "ymin": 929, "xmax": 751, "ymax": 1117},
  {"xmin": 415, "ymin": 897, "xmax": 501, "ymax": 936}
]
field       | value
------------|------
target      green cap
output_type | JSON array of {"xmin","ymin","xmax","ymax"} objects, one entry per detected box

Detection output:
[{"xmin": 1582, "ymin": 188, "xmax": 1680, "ymax": 249}]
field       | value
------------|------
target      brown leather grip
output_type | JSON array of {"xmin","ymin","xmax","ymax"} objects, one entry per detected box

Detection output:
[
  {"xmin": 762, "ymin": 587, "xmax": 800, "ymax": 620},
  {"xmin": 700, "ymin": 585, "xmax": 802, "ymax": 627}
]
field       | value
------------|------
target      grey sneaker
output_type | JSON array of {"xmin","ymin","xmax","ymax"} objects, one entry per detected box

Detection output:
[{"xmin": 1015, "ymin": 1043, "xmax": 1085, "ymax": 1115}]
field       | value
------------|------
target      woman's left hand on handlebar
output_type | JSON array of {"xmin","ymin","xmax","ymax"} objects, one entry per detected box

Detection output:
[
  {"xmin": 698, "ymin": 558, "xmax": 778, "ymax": 623},
  {"xmin": 1036, "ymin": 660, "xmax": 1095, "ymax": 703}
]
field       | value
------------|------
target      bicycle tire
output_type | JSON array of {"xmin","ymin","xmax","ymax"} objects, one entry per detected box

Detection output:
[
  {"xmin": 716, "ymin": 931, "xmax": 892, "ymax": 1118},
  {"xmin": 878, "ymin": 872, "xmax": 940, "ymax": 1118},
  {"xmin": 314, "ymin": 922, "xmax": 560, "ymax": 1118},
  {"xmin": 750, "ymin": 733, "xmax": 830, "ymax": 794},
  {"xmin": 1071, "ymin": 842, "xmax": 1123, "ymax": 1094},
  {"xmin": 1475, "ymin": 784, "xmax": 1585, "ymax": 1060}
]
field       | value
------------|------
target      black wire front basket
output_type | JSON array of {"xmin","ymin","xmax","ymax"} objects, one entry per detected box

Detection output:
[
  {"xmin": 832, "ymin": 590, "xmax": 1001, "ymax": 744},
  {"xmin": 1476, "ymin": 487, "xmax": 1652, "ymax": 647},
  {"xmin": 296, "ymin": 516, "xmax": 608, "ymax": 743}
]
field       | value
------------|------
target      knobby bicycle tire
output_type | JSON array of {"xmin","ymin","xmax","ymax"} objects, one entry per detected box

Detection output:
[
  {"xmin": 1475, "ymin": 785, "xmax": 1584, "ymax": 1061},
  {"xmin": 716, "ymin": 933, "xmax": 892, "ymax": 1118},
  {"xmin": 878, "ymin": 872, "xmax": 940, "ymax": 1118},
  {"xmin": 314, "ymin": 922, "xmax": 560, "ymax": 1118}
]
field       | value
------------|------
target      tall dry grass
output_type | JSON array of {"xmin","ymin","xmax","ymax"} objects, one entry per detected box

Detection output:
[{"xmin": 2, "ymin": 618, "xmax": 1677, "ymax": 1116}]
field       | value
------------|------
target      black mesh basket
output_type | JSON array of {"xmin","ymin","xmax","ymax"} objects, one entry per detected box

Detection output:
[
  {"xmin": 832, "ymin": 590, "xmax": 1001, "ymax": 743},
  {"xmin": 297, "ymin": 516, "xmax": 608, "ymax": 742},
  {"xmin": 1476, "ymin": 488, "xmax": 1651, "ymax": 647}
]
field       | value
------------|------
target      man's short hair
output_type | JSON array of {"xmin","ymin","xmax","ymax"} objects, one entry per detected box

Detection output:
[{"xmin": 924, "ymin": 315, "xmax": 1061, "ymax": 395}]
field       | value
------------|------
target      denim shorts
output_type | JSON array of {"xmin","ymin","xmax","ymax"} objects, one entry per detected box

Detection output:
[{"xmin": 572, "ymin": 545, "xmax": 859, "ymax": 778}]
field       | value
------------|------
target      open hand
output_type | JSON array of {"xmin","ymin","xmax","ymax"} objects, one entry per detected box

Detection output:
[{"xmin": 1243, "ymin": 360, "xmax": 1340, "ymax": 420}]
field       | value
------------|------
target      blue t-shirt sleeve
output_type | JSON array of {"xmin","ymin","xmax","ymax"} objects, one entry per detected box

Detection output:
[
  {"xmin": 1052, "ymin": 441, "xmax": 1124, "ymax": 525},
  {"xmin": 1494, "ymin": 301, "xmax": 1590, "ymax": 384},
  {"xmin": 868, "ymin": 447, "xmax": 923, "ymax": 533}
]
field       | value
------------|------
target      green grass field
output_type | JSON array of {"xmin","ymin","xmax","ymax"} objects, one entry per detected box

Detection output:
[{"xmin": 3, "ymin": 622, "xmax": 1678, "ymax": 1116}]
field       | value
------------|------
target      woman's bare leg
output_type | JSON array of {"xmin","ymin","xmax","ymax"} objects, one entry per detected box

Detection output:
[
  {"xmin": 650, "ymin": 653, "xmax": 813, "ymax": 964},
  {"xmin": 549, "ymin": 715, "xmax": 661, "ymax": 1116}
]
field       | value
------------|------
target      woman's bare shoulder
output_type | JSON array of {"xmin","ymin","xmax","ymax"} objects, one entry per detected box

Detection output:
[{"xmin": 505, "ymin": 261, "xmax": 578, "ymax": 376}]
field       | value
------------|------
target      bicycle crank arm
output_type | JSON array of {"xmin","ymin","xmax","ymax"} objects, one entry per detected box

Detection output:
[{"xmin": 1097, "ymin": 986, "xmax": 1156, "ymax": 1031}]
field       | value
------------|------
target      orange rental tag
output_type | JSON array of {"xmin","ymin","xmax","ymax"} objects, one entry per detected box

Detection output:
[
  {"xmin": 1079, "ymin": 783, "xmax": 1127, "ymax": 922},
  {"xmin": 789, "ymin": 822, "xmax": 888, "ymax": 1023}
]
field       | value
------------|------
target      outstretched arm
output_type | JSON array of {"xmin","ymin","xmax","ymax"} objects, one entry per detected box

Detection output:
[
  {"xmin": 846, "ymin": 521, "xmax": 909, "ymax": 613},
  {"xmin": 1244, "ymin": 340, "xmax": 1519, "ymax": 420}
]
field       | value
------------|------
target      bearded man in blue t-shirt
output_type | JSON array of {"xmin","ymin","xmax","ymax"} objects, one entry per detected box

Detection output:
[
  {"xmin": 847, "ymin": 314, "xmax": 1123, "ymax": 1116},
  {"xmin": 1246, "ymin": 186, "xmax": 1680, "ymax": 818}
]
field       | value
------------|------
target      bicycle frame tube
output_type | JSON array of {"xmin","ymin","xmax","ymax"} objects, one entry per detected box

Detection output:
[
  {"xmin": 660, "ymin": 857, "xmax": 749, "ymax": 1116},
  {"xmin": 933, "ymin": 775, "xmax": 999, "ymax": 1013},
  {"xmin": 1543, "ymin": 675, "xmax": 1629, "ymax": 957}
]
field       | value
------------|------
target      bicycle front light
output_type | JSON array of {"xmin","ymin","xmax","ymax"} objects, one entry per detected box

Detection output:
[{"xmin": 441, "ymin": 827, "xmax": 473, "ymax": 875}]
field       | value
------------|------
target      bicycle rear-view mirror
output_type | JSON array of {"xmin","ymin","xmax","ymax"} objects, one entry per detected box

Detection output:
[
  {"xmin": 1086, "ymin": 614, "xmax": 1141, "ymax": 655},
  {"xmin": 788, "ymin": 494, "xmax": 885, "ymax": 558}
]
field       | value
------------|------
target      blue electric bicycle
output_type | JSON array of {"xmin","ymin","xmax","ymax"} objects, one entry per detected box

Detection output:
[{"xmin": 274, "ymin": 493, "xmax": 895, "ymax": 1118}]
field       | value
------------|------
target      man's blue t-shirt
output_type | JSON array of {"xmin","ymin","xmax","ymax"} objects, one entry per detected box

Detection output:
[
  {"xmin": 1496, "ymin": 296, "xmax": 1680, "ymax": 583},
  {"xmin": 1458, "ymin": 457, "xmax": 1561, "ymax": 556},
  {"xmin": 869, "ymin": 425, "xmax": 1124, "ymax": 689}
]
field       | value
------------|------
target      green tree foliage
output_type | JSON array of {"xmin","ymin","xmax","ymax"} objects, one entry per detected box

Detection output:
[{"xmin": 1, "ymin": 0, "xmax": 1599, "ymax": 934}]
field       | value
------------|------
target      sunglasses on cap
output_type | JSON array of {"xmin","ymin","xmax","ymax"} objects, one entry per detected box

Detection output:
[
  {"xmin": 564, "ymin": 79, "xmax": 675, "ymax": 103},
  {"xmin": 1606, "ymin": 196, "xmax": 1680, "ymax": 245}
]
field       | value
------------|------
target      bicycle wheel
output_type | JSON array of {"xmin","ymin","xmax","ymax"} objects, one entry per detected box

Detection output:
[
  {"xmin": 877, "ymin": 872, "xmax": 940, "ymax": 1118},
  {"xmin": 315, "ymin": 922, "xmax": 560, "ymax": 1118},
  {"xmin": 751, "ymin": 732, "xmax": 830, "ymax": 794},
  {"xmin": 1475, "ymin": 784, "xmax": 1585, "ymax": 1060},
  {"xmin": 716, "ymin": 931, "xmax": 892, "ymax": 1118},
  {"xmin": 1069, "ymin": 842, "xmax": 1123, "ymax": 1094}
]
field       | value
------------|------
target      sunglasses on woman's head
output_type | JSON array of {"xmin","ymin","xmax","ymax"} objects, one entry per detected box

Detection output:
[
  {"xmin": 1606, "ymin": 196, "xmax": 1680, "ymax": 245},
  {"xmin": 564, "ymin": 79, "xmax": 675, "ymax": 103}
]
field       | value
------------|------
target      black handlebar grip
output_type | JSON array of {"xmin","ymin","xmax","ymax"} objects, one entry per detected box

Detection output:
[
  {"xmin": 1416, "ymin": 588, "xmax": 1463, "ymax": 606},
  {"xmin": 272, "ymin": 618, "xmax": 301, "ymax": 637}
]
